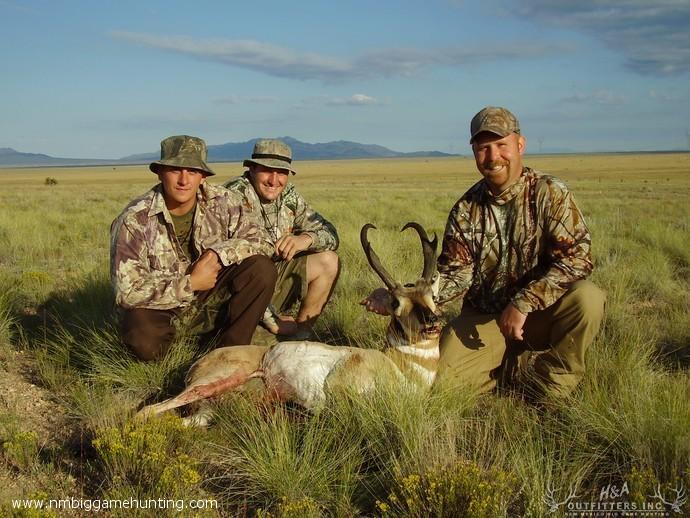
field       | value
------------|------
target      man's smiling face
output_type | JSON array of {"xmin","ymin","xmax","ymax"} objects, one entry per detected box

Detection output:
[
  {"xmin": 248, "ymin": 164, "xmax": 290, "ymax": 202},
  {"xmin": 472, "ymin": 131, "xmax": 526, "ymax": 194}
]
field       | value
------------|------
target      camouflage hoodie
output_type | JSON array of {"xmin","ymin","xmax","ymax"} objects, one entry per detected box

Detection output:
[
  {"xmin": 110, "ymin": 182, "xmax": 272, "ymax": 310},
  {"xmin": 224, "ymin": 174, "xmax": 339, "ymax": 252},
  {"xmin": 437, "ymin": 167, "xmax": 593, "ymax": 315}
]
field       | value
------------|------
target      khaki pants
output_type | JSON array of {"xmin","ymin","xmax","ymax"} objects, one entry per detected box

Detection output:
[
  {"xmin": 271, "ymin": 253, "xmax": 309, "ymax": 315},
  {"xmin": 436, "ymin": 280, "xmax": 605, "ymax": 398}
]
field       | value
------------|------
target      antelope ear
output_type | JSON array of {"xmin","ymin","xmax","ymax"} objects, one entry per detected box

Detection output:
[
  {"xmin": 430, "ymin": 273, "xmax": 440, "ymax": 297},
  {"xmin": 395, "ymin": 297, "xmax": 412, "ymax": 317},
  {"xmin": 388, "ymin": 296, "xmax": 400, "ymax": 316}
]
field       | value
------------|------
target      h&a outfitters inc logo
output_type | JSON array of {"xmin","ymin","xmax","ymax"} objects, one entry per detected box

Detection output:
[{"xmin": 544, "ymin": 480, "xmax": 687, "ymax": 517}]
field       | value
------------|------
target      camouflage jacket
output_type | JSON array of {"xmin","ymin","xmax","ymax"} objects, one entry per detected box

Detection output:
[
  {"xmin": 223, "ymin": 174, "xmax": 339, "ymax": 253},
  {"xmin": 436, "ymin": 167, "xmax": 593, "ymax": 315},
  {"xmin": 110, "ymin": 182, "xmax": 272, "ymax": 310}
]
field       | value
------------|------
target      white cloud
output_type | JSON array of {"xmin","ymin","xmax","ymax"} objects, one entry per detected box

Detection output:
[
  {"xmin": 648, "ymin": 90, "xmax": 685, "ymax": 102},
  {"xmin": 0, "ymin": 0, "xmax": 40, "ymax": 14},
  {"xmin": 560, "ymin": 90, "xmax": 628, "ymax": 105},
  {"xmin": 111, "ymin": 31, "xmax": 355, "ymax": 82},
  {"xmin": 509, "ymin": 0, "xmax": 690, "ymax": 76},
  {"xmin": 326, "ymin": 94, "xmax": 380, "ymax": 106},
  {"xmin": 214, "ymin": 95, "xmax": 240, "ymax": 104},
  {"xmin": 111, "ymin": 30, "xmax": 570, "ymax": 83},
  {"xmin": 214, "ymin": 95, "xmax": 279, "ymax": 104}
]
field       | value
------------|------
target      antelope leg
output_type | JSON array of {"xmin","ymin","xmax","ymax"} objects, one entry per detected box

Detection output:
[{"xmin": 136, "ymin": 369, "xmax": 262, "ymax": 420}]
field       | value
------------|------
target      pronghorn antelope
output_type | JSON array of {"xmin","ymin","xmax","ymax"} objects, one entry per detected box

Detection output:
[{"xmin": 137, "ymin": 222, "xmax": 441, "ymax": 426}]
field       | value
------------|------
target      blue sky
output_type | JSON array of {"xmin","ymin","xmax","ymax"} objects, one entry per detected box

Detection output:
[{"xmin": 1, "ymin": 0, "xmax": 689, "ymax": 158}]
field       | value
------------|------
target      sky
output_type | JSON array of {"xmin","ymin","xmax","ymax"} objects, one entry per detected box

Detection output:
[{"xmin": 1, "ymin": 0, "xmax": 689, "ymax": 158}]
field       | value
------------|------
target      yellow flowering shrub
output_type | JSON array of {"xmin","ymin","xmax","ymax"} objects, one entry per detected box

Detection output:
[
  {"xmin": 376, "ymin": 459, "xmax": 518, "ymax": 518},
  {"xmin": 92, "ymin": 415, "xmax": 201, "ymax": 497},
  {"xmin": 2, "ymin": 430, "xmax": 39, "ymax": 471},
  {"xmin": 255, "ymin": 496, "xmax": 322, "ymax": 518},
  {"xmin": 277, "ymin": 496, "xmax": 322, "ymax": 518}
]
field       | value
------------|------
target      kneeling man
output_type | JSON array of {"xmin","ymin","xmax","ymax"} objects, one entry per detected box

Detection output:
[
  {"xmin": 224, "ymin": 139, "xmax": 339, "ymax": 338},
  {"xmin": 111, "ymin": 135, "xmax": 276, "ymax": 360},
  {"xmin": 365, "ymin": 107, "xmax": 605, "ymax": 400}
]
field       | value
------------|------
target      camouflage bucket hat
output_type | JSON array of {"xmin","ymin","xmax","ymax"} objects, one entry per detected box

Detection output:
[
  {"xmin": 469, "ymin": 106, "xmax": 520, "ymax": 144},
  {"xmin": 149, "ymin": 135, "xmax": 215, "ymax": 176},
  {"xmin": 243, "ymin": 139, "xmax": 296, "ymax": 174}
]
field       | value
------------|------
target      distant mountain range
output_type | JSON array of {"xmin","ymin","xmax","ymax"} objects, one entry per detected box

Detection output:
[
  {"xmin": 0, "ymin": 137, "xmax": 454, "ymax": 167},
  {"xmin": 0, "ymin": 147, "xmax": 113, "ymax": 167}
]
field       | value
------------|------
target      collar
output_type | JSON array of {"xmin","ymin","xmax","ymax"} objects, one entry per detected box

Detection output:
[{"xmin": 485, "ymin": 167, "xmax": 529, "ymax": 206}]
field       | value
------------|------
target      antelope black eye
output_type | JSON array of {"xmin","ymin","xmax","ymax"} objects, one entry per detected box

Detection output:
[
  {"xmin": 391, "ymin": 299, "xmax": 400, "ymax": 310},
  {"xmin": 404, "ymin": 283, "xmax": 414, "ymax": 288}
]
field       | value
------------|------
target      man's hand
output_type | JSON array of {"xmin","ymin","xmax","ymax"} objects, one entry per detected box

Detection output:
[
  {"xmin": 360, "ymin": 287, "xmax": 391, "ymax": 316},
  {"xmin": 499, "ymin": 303, "xmax": 527, "ymax": 340},
  {"xmin": 190, "ymin": 250, "xmax": 221, "ymax": 291},
  {"xmin": 275, "ymin": 234, "xmax": 312, "ymax": 261}
]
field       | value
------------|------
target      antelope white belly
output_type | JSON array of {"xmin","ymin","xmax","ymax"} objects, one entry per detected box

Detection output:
[{"xmin": 261, "ymin": 341, "xmax": 352, "ymax": 409}]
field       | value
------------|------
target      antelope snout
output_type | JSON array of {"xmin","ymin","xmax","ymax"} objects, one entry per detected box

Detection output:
[{"xmin": 426, "ymin": 312, "xmax": 439, "ymax": 325}]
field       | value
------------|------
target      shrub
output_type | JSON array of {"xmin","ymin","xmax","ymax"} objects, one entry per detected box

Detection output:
[
  {"xmin": 376, "ymin": 459, "xmax": 519, "ymax": 518},
  {"xmin": 92, "ymin": 415, "xmax": 202, "ymax": 499},
  {"xmin": 2, "ymin": 430, "xmax": 39, "ymax": 471},
  {"xmin": 256, "ymin": 496, "xmax": 322, "ymax": 518}
]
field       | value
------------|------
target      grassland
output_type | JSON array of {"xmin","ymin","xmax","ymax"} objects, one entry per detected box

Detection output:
[{"xmin": 0, "ymin": 154, "xmax": 689, "ymax": 516}]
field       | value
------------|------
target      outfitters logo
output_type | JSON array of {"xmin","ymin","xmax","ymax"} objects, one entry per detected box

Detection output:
[
  {"xmin": 649, "ymin": 484, "xmax": 687, "ymax": 514},
  {"xmin": 543, "ymin": 486, "xmax": 579, "ymax": 513},
  {"xmin": 544, "ymin": 481, "xmax": 687, "ymax": 517}
]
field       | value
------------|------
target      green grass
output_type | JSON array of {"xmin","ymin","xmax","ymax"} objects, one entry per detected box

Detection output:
[{"xmin": 1, "ymin": 154, "xmax": 689, "ymax": 516}]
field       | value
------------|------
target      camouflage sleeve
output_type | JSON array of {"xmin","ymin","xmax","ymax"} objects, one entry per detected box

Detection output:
[
  {"xmin": 435, "ymin": 202, "xmax": 474, "ymax": 310},
  {"xmin": 205, "ymin": 199, "xmax": 275, "ymax": 265},
  {"xmin": 110, "ymin": 219, "xmax": 195, "ymax": 310},
  {"xmin": 511, "ymin": 186, "xmax": 593, "ymax": 314},
  {"xmin": 291, "ymin": 190, "xmax": 339, "ymax": 252}
]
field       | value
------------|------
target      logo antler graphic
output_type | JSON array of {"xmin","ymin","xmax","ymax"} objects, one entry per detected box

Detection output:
[
  {"xmin": 650, "ymin": 482, "xmax": 687, "ymax": 513},
  {"xmin": 543, "ymin": 485, "xmax": 579, "ymax": 513}
]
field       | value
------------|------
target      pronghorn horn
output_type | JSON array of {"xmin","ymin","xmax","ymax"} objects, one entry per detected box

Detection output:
[
  {"xmin": 401, "ymin": 222, "xmax": 438, "ymax": 282},
  {"xmin": 360, "ymin": 223, "xmax": 397, "ymax": 290}
]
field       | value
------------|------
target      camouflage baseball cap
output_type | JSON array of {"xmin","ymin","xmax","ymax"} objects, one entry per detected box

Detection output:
[
  {"xmin": 469, "ymin": 106, "xmax": 520, "ymax": 144},
  {"xmin": 243, "ymin": 139, "xmax": 296, "ymax": 174},
  {"xmin": 149, "ymin": 135, "xmax": 215, "ymax": 176}
]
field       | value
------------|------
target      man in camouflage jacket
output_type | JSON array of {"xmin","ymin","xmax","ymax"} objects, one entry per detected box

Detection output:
[
  {"xmin": 365, "ymin": 107, "xmax": 604, "ymax": 399},
  {"xmin": 224, "ymin": 139, "xmax": 339, "ymax": 338},
  {"xmin": 110, "ymin": 135, "xmax": 277, "ymax": 360}
]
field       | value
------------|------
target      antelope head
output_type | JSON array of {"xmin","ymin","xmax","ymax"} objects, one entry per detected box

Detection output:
[{"xmin": 361, "ymin": 222, "xmax": 441, "ymax": 344}]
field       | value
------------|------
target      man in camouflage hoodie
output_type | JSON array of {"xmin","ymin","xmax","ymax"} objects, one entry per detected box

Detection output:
[
  {"xmin": 110, "ymin": 135, "xmax": 277, "ymax": 361},
  {"xmin": 224, "ymin": 139, "xmax": 339, "ymax": 338},
  {"xmin": 366, "ymin": 107, "xmax": 604, "ymax": 399}
]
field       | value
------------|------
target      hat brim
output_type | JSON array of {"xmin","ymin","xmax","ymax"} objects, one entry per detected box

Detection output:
[
  {"xmin": 243, "ymin": 158, "xmax": 296, "ymax": 175},
  {"xmin": 149, "ymin": 157, "xmax": 215, "ymax": 176},
  {"xmin": 469, "ymin": 126, "xmax": 518, "ymax": 144}
]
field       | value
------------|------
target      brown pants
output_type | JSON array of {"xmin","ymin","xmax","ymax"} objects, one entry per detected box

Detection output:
[
  {"xmin": 120, "ymin": 255, "xmax": 277, "ymax": 361},
  {"xmin": 436, "ymin": 280, "xmax": 605, "ymax": 399}
]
